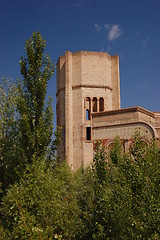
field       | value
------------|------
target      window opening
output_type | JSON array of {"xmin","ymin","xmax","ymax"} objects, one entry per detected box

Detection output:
[
  {"xmin": 86, "ymin": 109, "xmax": 90, "ymax": 120},
  {"xmin": 99, "ymin": 97, "xmax": 104, "ymax": 111},
  {"xmin": 86, "ymin": 127, "xmax": 91, "ymax": 140},
  {"xmin": 86, "ymin": 97, "xmax": 91, "ymax": 120},
  {"xmin": 93, "ymin": 97, "xmax": 97, "ymax": 112}
]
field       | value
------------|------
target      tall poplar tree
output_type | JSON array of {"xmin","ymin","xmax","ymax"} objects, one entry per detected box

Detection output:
[{"xmin": 17, "ymin": 32, "xmax": 54, "ymax": 163}]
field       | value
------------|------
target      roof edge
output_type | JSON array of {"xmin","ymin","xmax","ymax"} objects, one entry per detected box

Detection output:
[{"xmin": 92, "ymin": 106, "xmax": 155, "ymax": 118}]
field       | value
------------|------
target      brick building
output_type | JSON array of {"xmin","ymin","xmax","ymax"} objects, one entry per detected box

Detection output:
[{"xmin": 56, "ymin": 51, "xmax": 160, "ymax": 170}]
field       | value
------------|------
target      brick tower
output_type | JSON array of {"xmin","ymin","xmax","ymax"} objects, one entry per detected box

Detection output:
[{"xmin": 56, "ymin": 51, "xmax": 120, "ymax": 170}]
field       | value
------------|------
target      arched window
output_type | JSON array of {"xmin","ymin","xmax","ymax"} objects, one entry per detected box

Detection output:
[
  {"xmin": 99, "ymin": 97, "xmax": 104, "ymax": 112},
  {"xmin": 86, "ymin": 97, "xmax": 91, "ymax": 120},
  {"xmin": 93, "ymin": 97, "xmax": 97, "ymax": 112}
]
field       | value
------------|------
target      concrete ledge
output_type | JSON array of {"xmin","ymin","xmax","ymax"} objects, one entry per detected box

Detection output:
[
  {"xmin": 92, "ymin": 106, "xmax": 155, "ymax": 118},
  {"xmin": 72, "ymin": 84, "xmax": 112, "ymax": 91}
]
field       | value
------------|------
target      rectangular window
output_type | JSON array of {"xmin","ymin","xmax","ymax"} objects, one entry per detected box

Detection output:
[
  {"xmin": 86, "ymin": 127, "xmax": 91, "ymax": 140},
  {"xmin": 86, "ymin": 109, "xmax": 90, "ymax": 120}
]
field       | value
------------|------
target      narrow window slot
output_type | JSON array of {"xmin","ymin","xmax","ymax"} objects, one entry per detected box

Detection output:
[{"xmin": 86, "ymin": 127, "xmax": 91, "ymax": 140}]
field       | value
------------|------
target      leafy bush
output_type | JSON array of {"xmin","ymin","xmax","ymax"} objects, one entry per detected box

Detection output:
[
  {"xmin": 1, "ymin": 160, "xmax": 83, "ymax": 239},
  {"xmin": 1, "ymin": 127, "xmax": 160, "ymax": 239},
  {"xmin": 78, "ymin": 136, "xmax": 160, "ymax": 239}
]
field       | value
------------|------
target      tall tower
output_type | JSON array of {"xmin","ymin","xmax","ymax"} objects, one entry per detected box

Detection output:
[{"xmin": 56, "ymin": 51, "xmax": 120, "ymax": 170}]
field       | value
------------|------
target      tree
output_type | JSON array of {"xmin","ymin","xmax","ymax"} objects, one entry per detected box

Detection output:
[
  {"xmin": 78, "ymin": 136, "xmax": 160, "ymax": 240},
  {"xmin": 1, "ymin": 161, "xmax": 83, "ymax": 240},
  {"xmin": 76, "ymin": 142, "xmax": 111, "ymax": 240},
  {"xmin": 0, "ymin": 33, "xmax": 63, "ymax": 238},
  {"xmin": 91, "ymin": 142, "xmax": 108, "ymax": 239},
  {"xmin": 107, "ymin": 135, "xmax": 160, "ymax": 239},
  {"xmin": 17, "ymin": 32, "xmax": 54, "ymax": 164},
  {"xmin": 1, "ymin": 133, "xmax": 160, "ymax": 239},
  {"xmin": 0, "ymin": 32, "xmax": 55, "ymax": 195},
  {"xmin": 0, "ymin": 78, "xmax": 21, "ymax": 193}
]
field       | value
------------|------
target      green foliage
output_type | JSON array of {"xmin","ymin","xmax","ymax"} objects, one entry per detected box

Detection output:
[
  {"xmin": 91, "ymin": 142, "xmax": 108, "ymax": 239},
  {"xmin": 109, "ymin": 136, "xmax": 123, "ymax": 165},
  {"xmin": 46, "ymin": 127, "xmax": 62, "ymax": 168},
  {"xmin": 77, "ymin": 136, "xmax": 160, "ymax": 240},
  {"xmin": 105, "ymin": 135, "xmax": 160, "ymax": 239},
  {"xmin": 1, "ymin": 133, "xmax": 160, "ymax": 239},
  {"xmin": 0, "ymin": 32, "xmax": 55, "ymax": 196},
  {"xmin": 129, "ymin": 130, "xmax": 147, "ymax": 161},
  {"xmin": 0, "ymin": 33, "xmax": 57, "ymax": 235},
  {"xmin": 0, "ymin": 78, "xmax": 21, "ymax": 192},
  {"xmin": 73, "ymin": 167, "xmax": 95, "ymax": 239},
  {"xmin": 17, "ymin": 32, "xmax": 54, "ymax": 163},
  {"xmin": 1, "ymin": 161, "xmax": 82, "ymax": 239}
]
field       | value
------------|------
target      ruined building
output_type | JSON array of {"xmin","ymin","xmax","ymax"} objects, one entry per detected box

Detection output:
[{"xmin": 56, "ymin": 51, "xmax": 160, "ymax": 170}]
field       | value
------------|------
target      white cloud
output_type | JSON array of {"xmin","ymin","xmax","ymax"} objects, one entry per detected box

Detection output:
[
  {"xmin": 108, "ymin": 24, "xmax": 122, "ymax": 41},
  {"xmin": 104, "ymin": 23, "xmax": 110, "ymax": 29},
  {"xmin": 142, "ymin": 37, "xmax": 149, "ymax": 49},
  {"xmin": 94, "ymin": 23, "xmax": 102, "ymax": 31}
]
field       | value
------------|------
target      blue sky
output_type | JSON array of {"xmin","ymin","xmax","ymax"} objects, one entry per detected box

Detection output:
[{"xmin": 1, "ymin": 0, "xmax": 160, "ymax": 128}]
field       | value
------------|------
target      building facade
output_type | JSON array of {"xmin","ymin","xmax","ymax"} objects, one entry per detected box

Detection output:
[{"xmin": 56, "ymin": 51, "xmax": 160, "ymax": 170}]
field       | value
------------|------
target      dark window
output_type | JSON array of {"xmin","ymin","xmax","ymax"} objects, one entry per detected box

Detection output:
[
  {"xmin": 93, "ymin": 97, "xmax": 97, "ymax": 112},
  {"xmin": 86, "ymin": 127, "xmax": 91, "ymax": 140},
  {"xmin": 99, "ymin": 97, "xmax": 104, "ymax": 111}
]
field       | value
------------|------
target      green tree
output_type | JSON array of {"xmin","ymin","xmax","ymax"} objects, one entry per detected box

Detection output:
[
  {"xmin": 76, "ymin": 142, "xmax": 111, "ymax": 240},
  {"xmin": 1, "ymin": 134, "xmax": 160, "ymax": 239},
  {"xmin": 0, "ymin": 78, "xmax": 21, "ymax": 193},
  {"xmin": 0, "ymin": 33, "xmax": 65, "ymax": 238},
  {"xmin": 17, "ymin": 32, "xmax": 54, "ymax": 164},
  {"xmin": 78, "ymin": 136, "xmax": 160, "ymax": 240},
  {"xmin": 1, "ymin": 161, "xmax": 83, "ymax": 240},
  {"xmin": 91, "ymin": 142, "xmax": 108, "ymax": 239},
  {"xmin": 108, "ymin": 135, "xmax": 160, "ymax": 239},
  {"xmin": 0, "ymin": 32, "xmax": 55, "ymax": 194}
]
